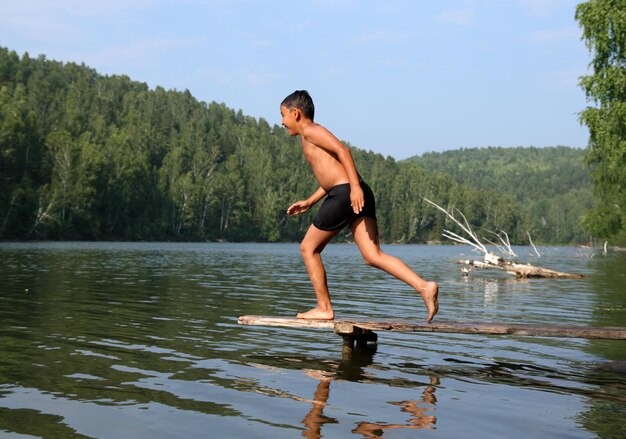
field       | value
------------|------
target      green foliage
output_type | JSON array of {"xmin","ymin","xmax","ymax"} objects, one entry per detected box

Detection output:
[
  {"xmin": 408, "ymin": 147, "xmax": 593, "ymax": 244},
  {"xmin": 0, "ymin": 46, "xmax": 592, "ymax": 244},
  {"xmin": 577, "ymin": 0, "xmax": 626, "ymax": 244}
]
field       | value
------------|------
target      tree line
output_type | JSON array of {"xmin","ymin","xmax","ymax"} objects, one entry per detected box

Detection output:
[
  {"xmin": 409, "ymin": 147, "xmax": 593, "ymax": 244},
  {"xmin": 0, "ymin": 46, "xmax": 594, "ymax": 244},
  {"xmin": 576, "ymin": 0, "xmax": 626, "ymax": 245}
]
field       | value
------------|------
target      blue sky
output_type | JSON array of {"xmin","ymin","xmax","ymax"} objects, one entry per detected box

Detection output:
[{"xmin": 1, "ymin": 0, "xmax": 591, "ymax": 159}]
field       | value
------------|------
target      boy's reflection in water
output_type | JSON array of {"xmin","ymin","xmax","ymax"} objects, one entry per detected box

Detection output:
[
  {"xmin": 299, "ymin": 348, "xmax": 439, "ymax": 438},
  {"xmin": 351, "ymin": 376, "xmax": 439, "ymax": 437},
  {"xmin": 300, "ymin": 370, "xmax": 337, "ymax": 439}
]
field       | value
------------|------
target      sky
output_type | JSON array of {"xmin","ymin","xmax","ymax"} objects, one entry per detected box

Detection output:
[{"xmin": 0, "ymin": 0, "xmax": 592, "ymax": 159}]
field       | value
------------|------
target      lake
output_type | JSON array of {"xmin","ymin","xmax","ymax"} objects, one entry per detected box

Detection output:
[{"xmin": 0, "ymin": 242, "xmax": 624, "ymax": 438}]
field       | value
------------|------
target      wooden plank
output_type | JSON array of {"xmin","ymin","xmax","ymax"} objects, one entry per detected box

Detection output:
[
  {"xmin": 238, "ymin": 315, "xmax": 626, "ymax": 340},
  {"xmin": 238, "ymin": 315, "xmax": 335, "ymax": 329}
]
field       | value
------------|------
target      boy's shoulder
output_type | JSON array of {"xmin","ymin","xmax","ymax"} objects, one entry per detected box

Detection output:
[
  {"xmin": 301, "ymin": 121, "xmax": 331, "ymax": 139},
  {"xmin": 300, "ymin": 123, "xmax": 334, "ymax": 149}
]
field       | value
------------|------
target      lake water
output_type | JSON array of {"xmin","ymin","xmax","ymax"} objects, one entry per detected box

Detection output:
[{"xmin": 0, "ymin": 242, "xmax": 624, "ymax": 438}]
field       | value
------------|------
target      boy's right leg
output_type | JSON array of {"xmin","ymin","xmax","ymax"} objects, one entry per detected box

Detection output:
[
  {"xmin": 350, "ymin": 217, "xmax": 439, "ymax": 322},
  {"xmin": 297, "ymin": 224, "xmax": 340, "ymax": 320}
]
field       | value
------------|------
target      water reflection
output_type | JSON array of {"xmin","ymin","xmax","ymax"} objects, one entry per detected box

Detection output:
[
  {"xmin": 300, "ymin": 371, "xmax": 336, "ymax": 439},
  {"xmin": 396, "ymin": 357, "xmax": 626, "ymax": 403},
  {"xmin": 351, "ymin": 376, "xmax": 439, "ymax": 437},
  {"xmin": 249, "ymin": 345, "xmax": 441, "ymax": 437},
  {"xmin": 0, "ymin": 243, "xmax": 624, "ymax": 438},
  {"xmin": 580, "ymin": 251, "xmax": 626, "ymax": 436},
  {"xmin": 297, "ymin": 356, "xmax": 439, "ymax": 439}
]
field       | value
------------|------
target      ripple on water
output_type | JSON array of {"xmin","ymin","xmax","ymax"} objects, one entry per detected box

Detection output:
[{"xmin": 0, "ymin": 242, "xmax": 624, "ymax": 438}]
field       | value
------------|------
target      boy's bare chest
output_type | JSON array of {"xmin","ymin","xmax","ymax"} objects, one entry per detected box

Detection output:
[
  {"xmin": 301, "ymin": 144, "xmax": 318, "ymax": 164},
  {"xmin": 301, "ymin": 140, "xmax": 333, "ymax": 164}
]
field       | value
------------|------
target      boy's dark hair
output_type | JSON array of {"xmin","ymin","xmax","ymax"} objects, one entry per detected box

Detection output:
[{"xmin": 281, "ymin": 90, "xmax": 315, "ymax": 120}]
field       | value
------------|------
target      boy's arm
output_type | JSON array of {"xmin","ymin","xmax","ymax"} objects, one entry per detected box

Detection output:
[{"xmin": 287, "ymin": 186, "xmax": 327, "ymax": 216}]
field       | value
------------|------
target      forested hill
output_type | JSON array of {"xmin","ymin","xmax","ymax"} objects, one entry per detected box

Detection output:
[
  {"xmin": 406, "ymin": 147, "xmax": 593, "ymax": 244},
  {"xmin": 0, "ymin": 47, "xmax": 591, "ymax": 244},
  {"xmin": 407, "ymin": 147, "xmax": 590, "ymax": 201}
]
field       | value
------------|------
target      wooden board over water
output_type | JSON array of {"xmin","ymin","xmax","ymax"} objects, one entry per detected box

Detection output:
[{"xmin": 238, "ymin": 315, "xmax": 626, "ymax": 340}]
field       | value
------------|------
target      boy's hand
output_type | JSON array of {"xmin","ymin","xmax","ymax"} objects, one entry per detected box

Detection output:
[
  {"xmin": 287, "ymin": 200, "xmax": 311, "ymax": 216},
  {"xmin": 350, "ymin": 185, "xmax": 364, "ymax": 214}
]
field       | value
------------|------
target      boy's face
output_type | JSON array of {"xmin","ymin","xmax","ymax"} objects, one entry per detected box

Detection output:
[{"xmin": 280, "ymin": 105, "xmax": 298, "ymax": 136}]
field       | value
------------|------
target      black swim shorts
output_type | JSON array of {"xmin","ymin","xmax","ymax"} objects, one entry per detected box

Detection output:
[{"xmin": 313, "ymin": 182, "xmax": 377, "ymax": 231}]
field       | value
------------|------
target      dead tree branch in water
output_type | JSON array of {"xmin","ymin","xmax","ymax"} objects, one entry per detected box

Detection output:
[{"xmin": 423, "ymin": 198, "xmax": 584, "ymax": 279}]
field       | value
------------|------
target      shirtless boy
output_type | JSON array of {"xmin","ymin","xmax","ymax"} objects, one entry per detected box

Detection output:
[{"xmin": 281, "ymin": 90, "xmax": 439, "ymax": 322}]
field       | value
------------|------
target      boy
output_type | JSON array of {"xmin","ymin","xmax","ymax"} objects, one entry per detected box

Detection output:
[{"xmin": 281, "ymin": 90, "xmax": 439, "ymax": 322}]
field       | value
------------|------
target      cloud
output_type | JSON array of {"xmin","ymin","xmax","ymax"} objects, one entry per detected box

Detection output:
[
  {"xmin": 547, "ymin": 67, "xmax": 588, "ymax": 91},
  {"xmin": 347, "ymin": 28, "xmax": 410, "ymax": 47},
  {"xmin": 0, "ymin": 5, "xmax": 80, "ymax": 43},
  {"xmin": 1, "ymin": 13, "xmax": 81, "ymax": 43},
  {"xmin": 528, "ymin": 25, "xmax": 580, "ymax": 43},
  {"xmin": 0, "ymin": 0, "xmax": 155, "ymax": 46},
  {"xmin": 84, "ymin": 36, "xmax": 201, "ymax": 74},
  {"xmin": 236, "ymin": 31, "xmax": 274, "ymax": 48},
  {"xmin": 319, "ymin": 65, "xmax": 344, "ymax": 79},
  {"xmin": 311, "ymin": 0, "xmax": 359, "ymax": 9},
  {"xmin": 436, "ymin": 7, "xmax": 475, "ymax": 26},
  {"xmin": 195, "ymin": 64, "xmax": 278, "ymax": 88},
  {"xmin": 518, "ymin": 0, "xmax": 571, "ymax": 18},
  {"xmin": 8, "ymin": 0, "xmax": 154, "ymax": 17},
  {"xmin": 195, "ymin": 67, "xmax": 234, "ymax": 87},
  {"xmin": 239, "ymin": 66, "xmax": 279, "ymax": 86}
]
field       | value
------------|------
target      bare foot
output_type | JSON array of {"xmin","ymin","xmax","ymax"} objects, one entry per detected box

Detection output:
[
  {"xmin": 420, "ymin": 281, "xmax": 439, "ymax": 323},
  {"xmin": 296, "ymin": 307, "xmax": 334, "ymax": 320}
]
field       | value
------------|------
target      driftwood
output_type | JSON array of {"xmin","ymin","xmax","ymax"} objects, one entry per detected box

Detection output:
[
  {"xmin": 424, "ymin": 198, "xmax": 584, "ymax": 279},
  {"xmin": 455, "ymin": 259, "xmax": 584, "ymax": 279}
]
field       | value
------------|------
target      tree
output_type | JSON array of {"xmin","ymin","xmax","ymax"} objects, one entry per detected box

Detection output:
[
  {"xmin": 0, "ymin": 45, "xmax": 595, "ymax": 243},
  {"xmin": 576, "ymin": 0, "xmax": 626, "ymax": 244},
  {"xmin": 0, "ymin": 83, "xmax": 39, "ymax": 237}
]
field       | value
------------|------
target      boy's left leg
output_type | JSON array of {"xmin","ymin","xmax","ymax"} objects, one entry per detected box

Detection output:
[
  {"xmin": 297, "ymin": 224, "xmax": 341, "ymax": 319},
  {"xmin": 349, "ymin": 217, "xmax": 439, "ymax": 322}
]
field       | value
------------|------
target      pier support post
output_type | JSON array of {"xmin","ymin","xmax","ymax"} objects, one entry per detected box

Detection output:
[
  {"xmin": 341, "ymin": 334, "xmax": 356, "ymax": 355},
  {"xmin": 334, "ymin": 322, "xmax": 378, "ymax": 355}
]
